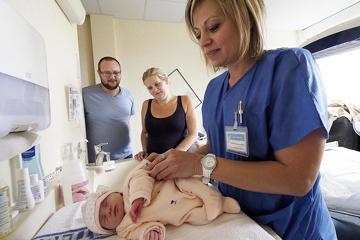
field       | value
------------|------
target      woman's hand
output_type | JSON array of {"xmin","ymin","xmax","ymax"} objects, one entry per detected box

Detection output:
[
  {"xmin": 130, "ymin": 198, "xmax": 145, "ymax": 223},
  {"xmin": 144, "ymin": 230, "xmax": 160, "ymax": 240},
  {"xmin": 144, "ymin": 149, "xmax": 203, "ymax": 180},
  {"xmin": 134, "ymin": 151, "xmax": 148, "ymax": 161}
]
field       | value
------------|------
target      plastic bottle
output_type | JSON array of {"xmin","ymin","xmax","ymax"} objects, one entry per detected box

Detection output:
[
  {"xmin": 21, "ymin": 145, "xmax": 45, "ymax": 180},
  {"xmin": 15, "ymin": 168, "xmax": 35, "ymax": 211},
  {"xmin": 0, "ymin": 179, "xmax": 14, "ymax": 238},
  {"xmin": 60, "ymin": 141, "xmax": 89, "ymax": 206},
  {"xmin": 30, "ymin": 174, "xmax": 45, "ymax": 204}
]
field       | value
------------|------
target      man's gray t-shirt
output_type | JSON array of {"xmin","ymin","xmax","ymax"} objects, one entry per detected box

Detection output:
[{"xmin": 83, "ymin": 84, "xmax": 135, "ymax": 163}]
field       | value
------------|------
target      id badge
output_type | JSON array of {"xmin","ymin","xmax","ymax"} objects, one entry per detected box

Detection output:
[{"xmin": 225, "ymin": 126, "xmax": 249, "ymax": 157}]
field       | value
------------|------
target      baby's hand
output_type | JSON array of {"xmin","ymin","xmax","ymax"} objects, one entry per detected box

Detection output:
[
  {"xmin": 144, "ymin": 230, "xmax": 160, "ymax": 240},
  {"xmin": 130, "ymin": 198, "xmax": 145, "ymax": 223},
  {"xmin": 134, "ymin": 151, "xmax": 148, "ymax": 161}
]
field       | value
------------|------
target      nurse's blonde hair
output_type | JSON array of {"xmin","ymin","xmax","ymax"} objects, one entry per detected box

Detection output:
[
  {"xmin": 185, "ymin": 0, "xmax": 266, "ymax": 66},
  {"xmin": 142, "ymin": 67, "xmax": 168, "ymax": 83}
]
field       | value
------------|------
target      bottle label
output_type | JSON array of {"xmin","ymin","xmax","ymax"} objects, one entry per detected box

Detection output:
[
  {"xmin": 15, "ymin": 179, "xmax": 27, "ymax": 211},
  {"xmin": 71, "ymin": 180, "xmax": 89, "ymax": 203},
  {"xmin": 31, "ymin": 184, "xmax": 44, "ymax": 203},
  {"xmin": 21, "ymin": 146, "xmax": 36, "ymax": 159},
  {"xmin": 21, "ymin": 145, "xmax": 45, "ymax": 180},
  {"xmin": 0, "ymin": 187, "xmax": 13, "ymax": 237}
]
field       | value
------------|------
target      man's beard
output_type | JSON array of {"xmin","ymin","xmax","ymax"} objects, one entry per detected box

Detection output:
[{"xmin": 101, "ymin": 79, "xmax": 119, "ymax": 90}]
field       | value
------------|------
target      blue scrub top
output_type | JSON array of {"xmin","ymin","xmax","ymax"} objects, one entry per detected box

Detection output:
[{"xmin": 202, "ymin": 48, "xmax": 336, "ymax": 239}]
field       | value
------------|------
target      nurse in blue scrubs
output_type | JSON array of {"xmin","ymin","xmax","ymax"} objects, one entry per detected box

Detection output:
[{"xmin": 145, "ymin": 0, "xmax": 337, "ymax": 239}]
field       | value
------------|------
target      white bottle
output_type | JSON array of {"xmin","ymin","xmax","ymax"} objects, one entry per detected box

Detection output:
[
  {"xmin": 30, "ymin": 174, "xmax": 45, "ymax": 203},
  {"xmin": 60, "ymin": 141, "xmax": 89, "ymax": 206},
  {"xmin": 15, "ymin": 168, "xmax": 35, "ymax": 211},
  {"xmin": 0, "ymin": 178, "xmax": 14, "ymax": 238}
]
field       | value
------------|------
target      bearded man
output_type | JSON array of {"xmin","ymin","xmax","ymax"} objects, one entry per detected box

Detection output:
[{"xmin": 83, "ymin": 56, "xmax": 135, "ymax": 163}]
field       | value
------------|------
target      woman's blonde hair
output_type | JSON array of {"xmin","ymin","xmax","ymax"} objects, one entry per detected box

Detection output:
[
  {"xmin": 142, "ymin": 67, "xmax": 168, "ymax": 82},
  {"xmin": 185, "ymin": 0, "xmax": 265, "ymax": 66}
]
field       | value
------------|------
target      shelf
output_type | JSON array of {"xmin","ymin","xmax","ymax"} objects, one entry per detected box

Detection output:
[{"xmin": 8, "ymin": 189, "xmax": 57, "ymax": 239}]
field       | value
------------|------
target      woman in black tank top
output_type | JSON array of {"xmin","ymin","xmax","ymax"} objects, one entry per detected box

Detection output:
[{"xmin": 134, "ymin": 68, "xmax": 198, "ymax": 160}]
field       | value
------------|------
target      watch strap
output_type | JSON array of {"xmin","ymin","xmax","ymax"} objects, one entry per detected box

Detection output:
[
  {"xmin": 202, "ymin": 170, "xmax": 211, "ymax": 184},
  {"xmin": 201, "ymin": 154, "xmax": 216, "ymax": 184}
]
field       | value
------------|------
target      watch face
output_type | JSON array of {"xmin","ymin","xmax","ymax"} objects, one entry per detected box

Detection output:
[{"xmin": 203, "ymin": 156, "xmax": 216, "ymax": 169}]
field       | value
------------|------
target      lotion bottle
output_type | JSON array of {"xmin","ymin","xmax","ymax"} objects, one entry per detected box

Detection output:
[
  {"xmin": 60, "ymin": 140, "xmax": 89, "ymax": 206},
  {"xmin": 0, "ymin": 178, "xmax": 14, "ymax": 238},
  {"xmin": 15, "ymin": 168, "xmax": 35, "ymax": 211}
]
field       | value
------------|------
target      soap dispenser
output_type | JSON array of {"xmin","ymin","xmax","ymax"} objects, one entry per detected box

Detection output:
[{"xmin": 60, "ymin": 140, "xmax": 89, "ymax": 206}]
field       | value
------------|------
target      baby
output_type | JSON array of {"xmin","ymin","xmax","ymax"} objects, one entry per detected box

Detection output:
[{"xmin": 82, "ymin": 160, "xmax": 240, "ymax": 240}]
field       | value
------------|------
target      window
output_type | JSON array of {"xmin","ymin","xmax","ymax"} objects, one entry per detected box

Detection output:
[
  {"xmin": 316, "ymin": 47, "xmax": 360, "ymax": 105},
  {"xmin": 304, "ymin": 26, "xmax": 360, "ymax": 105}
]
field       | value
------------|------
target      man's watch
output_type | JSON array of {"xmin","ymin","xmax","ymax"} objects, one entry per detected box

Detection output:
[{"xmin": 201, "ymin": 153, "xmax": 217, "ymax": 184}]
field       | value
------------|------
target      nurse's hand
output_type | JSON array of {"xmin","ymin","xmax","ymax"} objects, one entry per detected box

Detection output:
[{"xmin": 144, "ymin": 149, "xmax": 203, "ymax": 180}]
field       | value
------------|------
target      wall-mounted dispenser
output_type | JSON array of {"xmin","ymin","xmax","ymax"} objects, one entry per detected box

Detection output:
[
  {"xmin": 0, "ymin": 0, "xmax": 50, "ymax": 139},
  {"xmin": 55, "ymin": 0, "xmax": 86, "ymax": 25}
]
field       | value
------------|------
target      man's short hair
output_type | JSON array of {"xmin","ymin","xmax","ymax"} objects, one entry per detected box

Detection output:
[{"xmin": 98, "ymin": 56, "xmax": 121, "ymax": 70}]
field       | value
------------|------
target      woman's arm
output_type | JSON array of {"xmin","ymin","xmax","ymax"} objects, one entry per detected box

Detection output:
[
  {"xmin": 146, "ymin": 128, "xmax": 325, "ymax": 196},
  {"xmin": 195, "ymin": 142, "xmax": 211, "ymax": 155},
  {"xmin": 174, "ymin": 95, "xmax": 198, "ymax": 151},
  {"xmin": 135, "ymin": 100, "xmax": 149, "ymax": 160},
  {"xmin": 211, "ymin": 128, "xmax": 325, "ymax": 196}
]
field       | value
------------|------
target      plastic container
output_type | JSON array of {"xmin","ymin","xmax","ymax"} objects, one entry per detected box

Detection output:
[
  {"xmin": 15, "ymin": 168, "xmax": 35, "ymax": 211},
  {"xmin": 0, "ymin": 179, "xmax": 14, "ymax": 238},
  {"xmin": 60, "ymin": 141, "xmax": 89, "ymax": 206},
  {"xmin": 30, "ymin": 174, "xmax": 45, "ymax": 204},
  {"xmin": 21, "ymin": 145, "xmax": 45, "ymax": 180}
]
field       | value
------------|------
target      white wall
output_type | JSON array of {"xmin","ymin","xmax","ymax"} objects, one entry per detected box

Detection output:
[
  {"xmin": 265, "ymin": 28, "xmax": 299, "ymax": 49},
  {"xmin": 298, "ymin": 2, "xmax": 360, "ymax": 46},
  {"xmin": 78, "ymin": 15, "xmax": 95, "ymax": 87},
  {"xmin": 0, "ymin": 0, "xmax": 86, "ymax": 199}
]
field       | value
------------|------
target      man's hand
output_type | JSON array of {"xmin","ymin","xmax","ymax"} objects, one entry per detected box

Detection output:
[{"xmin": 130, "ymin": 198, "xmax": 145, "ymax": 223}]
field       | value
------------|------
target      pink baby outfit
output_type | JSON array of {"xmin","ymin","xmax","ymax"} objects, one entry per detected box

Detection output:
[{"xmin": 117, "ymin": 160, "xmax": 241, "ymax": 240}]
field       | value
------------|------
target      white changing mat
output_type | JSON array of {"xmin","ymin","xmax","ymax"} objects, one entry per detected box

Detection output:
[
  {"xmin": 320, "ymin": 147, "xmax": 360, "ymax": 214},
  {"xmin": 34, "ymin": 201, "xmax": 278, "ymax": 240}
]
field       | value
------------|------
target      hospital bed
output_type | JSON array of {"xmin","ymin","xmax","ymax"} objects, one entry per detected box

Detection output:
[
  {"xmin": 26, "ymin": 159, "xmax": 281, "ymax": 240},
  {"xmin": 320, "ymin": 146, "xmax": 360, "ymax": 238}
]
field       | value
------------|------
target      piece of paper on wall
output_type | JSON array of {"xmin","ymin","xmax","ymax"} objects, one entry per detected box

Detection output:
[{"xmin": 68, "ymin": 86, "xmax": 81, "ymax": 121}]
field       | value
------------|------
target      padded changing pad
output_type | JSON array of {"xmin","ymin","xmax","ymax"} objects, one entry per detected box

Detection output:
[{"xmin": 33, "ymin": 201, "xmax": 279, "ymax": 240}]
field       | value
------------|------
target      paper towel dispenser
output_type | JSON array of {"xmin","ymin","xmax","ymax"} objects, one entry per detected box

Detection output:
[{"xmin": 0, "ymin": 0, "xmax": 50, "ymax": 138}]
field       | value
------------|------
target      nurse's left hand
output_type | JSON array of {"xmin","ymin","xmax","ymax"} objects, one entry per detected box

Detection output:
[{"xmin": 144, "ymin": 149, "xmax": 203, "ymax": 180}]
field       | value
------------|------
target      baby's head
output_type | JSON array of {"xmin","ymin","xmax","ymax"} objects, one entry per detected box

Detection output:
[{"xmin": 82, "ymin": 189, "xmax": 125, "ymax": 234}]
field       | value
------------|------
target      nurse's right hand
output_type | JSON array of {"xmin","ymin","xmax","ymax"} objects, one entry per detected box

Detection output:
[{"xmin": 145, "ymin": 149, "xmax": 203, "ymax": 180}]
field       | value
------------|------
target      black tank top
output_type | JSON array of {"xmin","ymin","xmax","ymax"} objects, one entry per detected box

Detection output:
[{"xmin": 145, "ymin": 96, "xmax": 187, "ymax": 154}]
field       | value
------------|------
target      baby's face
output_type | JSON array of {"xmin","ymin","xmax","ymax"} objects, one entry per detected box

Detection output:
[{"xmin": 99, "ymin": 192, "xmax": 125, "ymax": 230}]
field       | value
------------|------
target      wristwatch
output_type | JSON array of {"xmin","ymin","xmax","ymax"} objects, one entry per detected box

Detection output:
[{"xmin": 201, "ymin": 153, "xmax": 217, "ymax": 184}]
